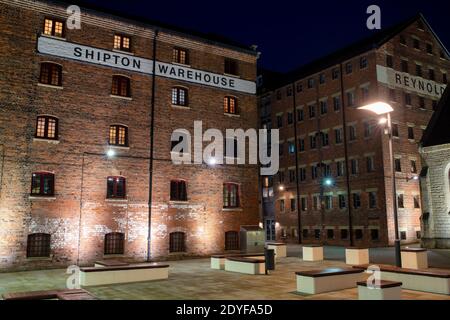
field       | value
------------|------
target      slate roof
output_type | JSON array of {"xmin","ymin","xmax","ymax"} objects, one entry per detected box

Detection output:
[
  {"xmin": 45, "ymin": 0, "xmax": 258, "ymax": 55},
  {"xmin": 260, "ymin": 13, "xmax": 450, "ymax": 91},
  {"xmin": 421, "ymin": 86, "xmax": 450, "ymax": 147}
]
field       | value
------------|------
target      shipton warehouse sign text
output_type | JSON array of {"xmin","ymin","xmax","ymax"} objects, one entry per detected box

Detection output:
[
  {"xmin": 37, "ymin": 36, "xmax": 256, "ymax": 94},
  {"xmin": 377, "ymin": 65, "xmax": 446, "ymax": 99}
]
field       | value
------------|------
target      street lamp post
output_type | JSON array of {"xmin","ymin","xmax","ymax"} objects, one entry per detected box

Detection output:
[{"xmin": 358, "ymin": 102, "xmax": 402, "ymax": 267}]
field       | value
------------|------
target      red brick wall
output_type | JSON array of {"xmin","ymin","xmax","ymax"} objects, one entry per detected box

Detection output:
[{"xmin": 0, "ymin": 0, "xmax": 259, "ymax": 271}]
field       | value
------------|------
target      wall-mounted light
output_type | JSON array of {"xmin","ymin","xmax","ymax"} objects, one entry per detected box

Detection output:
[
  {"xmin": 106, "ymin": 149, "xmax": 115, "ymax": 158},
  {"xmin": 279, "ymin": 185, "xmax": 284, "ymax": 191}
]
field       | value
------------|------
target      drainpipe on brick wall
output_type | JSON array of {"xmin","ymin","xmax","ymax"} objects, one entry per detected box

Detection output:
[
  {"xmin": 77, "ymin": 152, "xmax": 86, "ymax": 265},
  {"xmin": 291, "ymin": 84, "xmax": 303, "ymax": 244},
  {"xmin": 0, "ymin": 144, "xmax": 4, "ymax": 198},
  {"xmin": 339, "ymin": 63, "xmax": 355, "ymax": 247},
  {"xmin": 147, "ymin": 30, "xmax": 159, "ymax": 262}
]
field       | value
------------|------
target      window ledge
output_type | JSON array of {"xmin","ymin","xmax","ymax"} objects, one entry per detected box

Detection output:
[
  {"xmin": 172, "ymin": 62, "xmax": 191, "ymax": 68},
  {"xmin": 29, "ymin": 196, "xmax": 56, "ymax": 201},
  {"xmin": 112, "ymin": 49, "xmax": 134, "ymax": 55},
  {"xmin": 103, "ymin": 254, "xmax": 126, "ymax": 258},
  {"xmin": 41, "ymin": 34, "xmax": 66, "ymax": 41},
  {"xmin": 223, "ymin": 73, "xmax": 240, "ymax": 79},
  {"xmin": 105, "ymin": 199, "xmax": 128, "ymax": 203},
  {"xmin": 109, "ymin": 145, "xmax": 130, "ymax": 150},
  {"xmin": 169, "ymin": 201, "xmax": 189, "ymax": 205},
  {"xmin": 26, "ymin": 257, "xmax": 53, "ymax": 261},
  {"xmin": 172, "ymin": 104, "xmax": 191, "ymax": 109},
  {"xmin": 110, "ymin": 94, "xmax": 132, "ymax": 101},
  {"xmin": 408, "ymin": 139, "xmax": 416, "ymax": 143},
  {"xmin": 33, "ymin": 138, "xmax": 60, "ymax": 144},
  {"xmin": 222, "ymin": 208, "xmax": 243, "ymax": 212},
  {"xmin": 224, "ymin": 113, "xmax": 240, "ymax": 118},
  {"xmin": 37, "ymin": 83, "xmax": 63, "ymax": 90}
]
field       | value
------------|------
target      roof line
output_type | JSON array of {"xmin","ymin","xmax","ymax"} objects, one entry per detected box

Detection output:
[{"xmin": 44, "ymin": 0, "xmax": 259, "ymax": 56}]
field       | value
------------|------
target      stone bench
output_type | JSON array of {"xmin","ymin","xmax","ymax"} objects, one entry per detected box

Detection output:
[
  {"xmin": 224, "ymin": 257, "xmax": 266, "ymax": 275},
  {"xmin": 79, "ymin": 263, "xmax": 169, "ymax": 286},
  {"xmin": 266, "ymin": 242, "xmax": 287, "ymax": 258},
  {"xmin": 210, "ymin": 253, "xmax": 265, "ymax": 270},
  {"xmin": 345, "ymin": 247, "xmax": 370, "ymax": 265},
  {"xmin": 302, "ymin": 245, "xmax": 323, "ymax": 262},
  {"xmin": 401, "ymin": 248, "xmax": 428, "ymax": 269},
  {"xmin": 2, "ymin": 289, "xmax": 96, "ymax": 300},
  {"xmin": 353, "ymin": 264, "xmax": 450, "ymax": 295},
  {"xmin": 357, "ymin": 280, "xmax": 402, "ymax": 300},
  {"xmin": 296, "ymin": 268, "xmax": 368, "ymax": 294}
]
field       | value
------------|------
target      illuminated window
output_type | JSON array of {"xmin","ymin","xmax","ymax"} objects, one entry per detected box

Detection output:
[
  {"xmin": 170, "ymin": 180, "xmax": 187, "ymax": 201},
  {"xmin": 172, "ymin": 47, "xmax": 189, "ymax": 65},
  {"xmin": 107, "ymin": 176, "xmax": 126, "ymax": 199},
  {"xmin": 224, "ymin": 96, "xmax": 237, "ymax": 114},
  {"xmin": 31, "ymin": 172, "xmax": 54, "ymax": 196},
  {"xmin": 111, "ymin": 75, "xmax": 131, "ymax": 97},
  {"xmin": 104, "ymin": 232, "xmax": 125, "ymax": 255},
  {"xmin": 109, "ymin": 125, "xmax": 128, "ymax": 147},
  {"xmin": 169, "ymin": 232, "xmax": 186, "ymax": 253},
  {"xmin": 27, "ymin": 233, "xmax": 51, "ymax": 258},
  {"xmin": 39, "ymin": 63, "xmax": 62, "ymax": 86},
  {"xmin": 35, "ymin": 116, "xmax": 58, "ymax": 140},
  {"xmin": 172, "ymin": 87, "xmax": 188, "ymax": 106},
  {"xmin": 224, "ymin": 58, "xmax": 238, "ymax": 76},
  {"xmin": 43, "ymin": 18, "xmax": 64, "ymax": 37},
  {"xmin": 223, "ymin": 183, "xmax": 240, "ymax": 208},
  {"xmin": 225, "ymin": 231, "xmax": 239, "ymax": 251},
  {"xmin": 113, "ymin": 34, "xmax": 131, "ymax": 52}
]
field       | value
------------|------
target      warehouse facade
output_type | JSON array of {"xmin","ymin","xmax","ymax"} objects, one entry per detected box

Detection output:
[
  {"xmin": 0, "ymin": 0, "xmax": 259, "ymax": 271},
  {"xmin": 259, "ymin": 14, "xmax": 450, "ymax": 247}
]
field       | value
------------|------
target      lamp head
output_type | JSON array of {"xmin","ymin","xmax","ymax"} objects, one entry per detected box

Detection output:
[{"xmin": 358, "ymin": 102, "xmax": 394, "ymax": 115}]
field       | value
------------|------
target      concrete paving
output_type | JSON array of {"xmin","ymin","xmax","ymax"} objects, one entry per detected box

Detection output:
[{"xmin": 0, "ymin": 248, "xmax": 449, "ymax": 300}]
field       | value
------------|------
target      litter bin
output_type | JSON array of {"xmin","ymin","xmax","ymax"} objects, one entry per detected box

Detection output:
[{"xmin": 265, "ymin": 248, "xmax": 275, "ymax": 273}]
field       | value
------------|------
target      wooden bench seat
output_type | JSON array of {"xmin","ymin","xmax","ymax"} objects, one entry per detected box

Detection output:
[
  {"xmin": 210, "ymin": 253, "xmax": 265, "ymax": 270},
  {"xmin": 79, "ymin": 263, "xmax": 170, "ymax": 286},
  {"xmin": 357, "ymin": 280, "xmax": 402, "ymax": 300},
  {"xmin": 224, "ymin": 257, "xmax": 266, "ymax": 275},
  {"xmin": 94, "ymin": 260, "xmax": 130, "ymax": 268},
  {"xmin": 296, "ymin": 268, "xmax": 368, "ymax": 294},
  {"xmin": 2, "ymin": 289, "xmax": 95, "ymax": 300},
  {"xmin": 353, "ymin": 264, "xmax": 450, "ymax": 295}
]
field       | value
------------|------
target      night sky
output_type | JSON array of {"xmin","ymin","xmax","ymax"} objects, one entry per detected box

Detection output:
[{"xmin": 79, "ymin": 0, "xmax": 450, "ymax": 73}]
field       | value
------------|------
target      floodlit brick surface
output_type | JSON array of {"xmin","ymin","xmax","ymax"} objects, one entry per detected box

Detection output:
[{"xmin": 0, "ymin": 0, "xmax": 259, "ymax": 271}]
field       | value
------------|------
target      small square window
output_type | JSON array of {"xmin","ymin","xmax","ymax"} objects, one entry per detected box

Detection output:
[{"xmin": 114, "ymin": 34, "xmax": 131, "ymax": 52}]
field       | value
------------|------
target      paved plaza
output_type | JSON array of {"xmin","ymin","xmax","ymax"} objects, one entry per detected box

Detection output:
[{"xmin": 0, "ymin": 245, "xmax": 449, "ymax": 300}]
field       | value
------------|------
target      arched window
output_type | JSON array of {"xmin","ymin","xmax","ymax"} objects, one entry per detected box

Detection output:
[
  {"xmin": 109, "ymin": 125, "xmax": 128, "ymax": 147},
  {"xmin": 224, "ymin": 96, "xmax": 238, "ymax": 114},
  {"xmin": 107, "ymin": 176, "xmax": 126, "ymax": 199},
  {"xmin": 223, "ymin": 183, "xmax": 240, "ymax": 208},
  {"xmin": 31, "ymin": 172, "xmax": 55, "ymax": 196},
  {"xmin": 35, "ymin": 116, "xmax": 58, "ymax": 140},
  {"xmin": 169, "ymin": 232, "xmax": 186, "ymax": 253},
  {"xmin": 104, "ymin": 232, "xmax": 125, "ymax": 255},
  {"xmin": 112, "ymin": 75, "xmax": 131, "ymax": 97},
  {"xmin": 225, "ymin": 231, "xmax": 239, "ymax": 251},
  {"xmin": 171, "ymin": 87, "xmax": 188, "ymax": 106},
  {"xmin": 27, "ymin": 233, "xmax": 51, "ymax": 258},
  {"xmin": 39, "ymin": 63, "xmax": 62, "ymax": 86}
]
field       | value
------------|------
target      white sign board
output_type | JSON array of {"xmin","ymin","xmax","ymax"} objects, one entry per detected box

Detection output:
[
  {"xmin": 37, "ymin": 36, "xmax": 256, "ymax": 94},
  {"xmin": 377, "ymin": 65, "xmax": 446, "ymax": 99}
]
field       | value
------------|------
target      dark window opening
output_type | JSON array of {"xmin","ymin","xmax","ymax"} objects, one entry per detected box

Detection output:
[
  {"xmin": 31, "ymin": 172, "xmax": 54, "ymax": 197},
  {"xmin": 170, "ymin": 180, "xmax": 187, "ymax": 202},
  {"xmin": 27, "ymin": 233, "xmax": 51, "ymax": 258},
  {"xmin": 225, "ymin": 231, "xmax": 239, "ymax": 251},
  {"xmin": 111, "ymin": 75, "xmax": 131, "ymax": 97},
  {"xmin": 169, "ymin": 232, "xmax": 186, "ymax": 253},
  {"xmin": 104, "ymin": 232, "xmax": 125, "ymax": 255},
  {"xmin": 107, "ymin": 176, "xmax": 126, "ymax": 199},
  {"xmin": 223, "ymin": 183, "xmax": 240, "ymax": 208},
  {"xmin": 39, "ymin": 63, "xmax": 62, "ymax": 86}
]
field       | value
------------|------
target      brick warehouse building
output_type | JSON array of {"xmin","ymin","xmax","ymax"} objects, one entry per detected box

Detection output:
[
  {"xmin": 259, "ymin": 14, "xmax": 449, "ymax": 247},
  {"xmin": 0, "ymin": 0, "xmax": 260, "ymax": 271}
]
